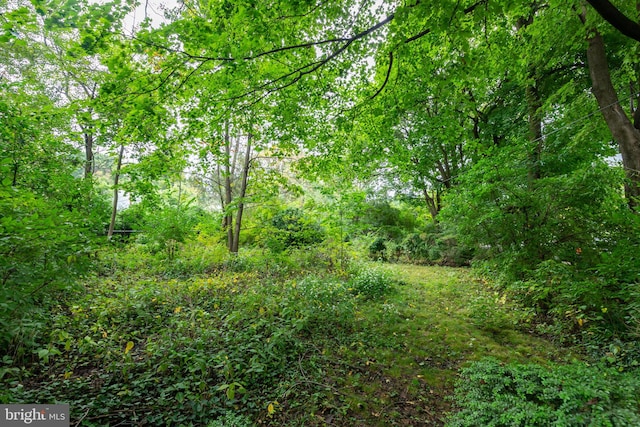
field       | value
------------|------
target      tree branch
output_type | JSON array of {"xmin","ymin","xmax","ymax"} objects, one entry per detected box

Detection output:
[
  {"xmin": 403, "ymin": 0, "xmax": 486, "ymax": 45},
  {"xmin": 404, "ymin": 28, "xmax": 431, "ymax": 44},
  {"xmin": 129, "ymin": 13, "xmax": 394, "ymax": 103},
  {"xmin": 276, "ymin": 1, "xmax": 327, "ymax": 20},
  {"xmin": 217, "ymin": 15, "xmax": 395, "ymax": 105},
  {"xmin": 585, "ymin": 0, "xmax": 640, "ymax": 42},
  {"xmin": 135, "ymin": 0, "xmax": 486, "ymax": 104},
  {"xmin": 133, "ymin": 33, "xmax": 351, "ymax": 63},
  {"xmin": 370, "ymin": 52, "xmax": 393, "ymax": 100}
]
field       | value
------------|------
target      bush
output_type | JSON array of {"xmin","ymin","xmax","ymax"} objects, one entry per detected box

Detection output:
[
  {"xmin": 295, "ymin": 276, "xmax": 356, "ymax": 333},
  {"xmin": 136, "ymin": 199, "xmax": 216, "ymax": 257},
  {"xmin": 402, "ymin": 232, "xmax": 431, "ymax": 260},
  {"xmin": 115, "ymin": 202, "xmax": 147, "ymax": 234},
  {"xmin": 368, "ymin": 237, "xmax": 387, "ymax": 260},
  {"xmin": 441, "ymin": 146, "xmax": 620, "ymax": 278},
  {"xmin": 440, "ymin": 145, "xmax": 640, "ymax": 354},
  {"xmin": 349, "ymin": 265, "xmax": 394, "ymax": 300},
  {"xmin": 0, "ymin": 185, "xmax": 95, "ymax": 358},
  {"xmin": 359, "ymin": 200, "xmax": 408, "ymax": 239},
  {"xmin": 401, "ymin": 223, "xmax": 474, "ymax": 266},
  {"xmin": 494, "ymin": 255, "xmax": 640, "ymax": 366},
  {"xmin": 265, "ymin": 208, "xmax": 326, "ymax": 253},
  {"xmin": 207, "ymin": 411, "xmax": 253, "ymax": 427},
  {"xmin": 448, "ymin": 359, "xmax": 640, "ymax": 427}
]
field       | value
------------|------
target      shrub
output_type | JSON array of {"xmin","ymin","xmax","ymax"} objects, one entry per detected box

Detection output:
[
  {"xmin": 115, "ymin": 202, "xmax": 147, "ymax": 235},
  {"xmin": 136, "ymin": 199, "xmax": 215, "ymax": 257},
  {"xmin": 441, "ymin": 147, "xmax": 640, "ymax": 353},
  {"xmin": 349, "ymin": 265, "xmax": 394, "ymax": 300},
  {"xmin": 402, "ymin": 232, "xmax": 431, "ymax": 260},
  {"xmin": 368, "ymin": 237, "xmax": 387, "ymax": 260},
  {"xmin": 401, "ymin": 223, "xmax": 474, "ymax": 266},
  {"xmin": 266, "ymin": 208, "xmax": 326, "ymax": 253},
  {"xmin": 447, "ymin": 359, "xmax": 640, "ymax": 427},
  {"xmin": 295, "ymin": 276, "xmax": 356, "ymax": 333},
  {"xmin": 360, "ymin": 200, "xmax": 407, "ymax": 239},
  {"xmin": 0, "ymin": 185, "xmax": 95, "ymax": 359},
  {"xmin": 441, "ymin": 146, "xmax": 620, "ymax": 278},
  {"xmin": 207, "ymin": 411, "xmax": 253, "ymax": 427}
]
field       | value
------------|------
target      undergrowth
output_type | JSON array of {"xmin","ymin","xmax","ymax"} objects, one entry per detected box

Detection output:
[
  {"xmin": 2, "ymin": 244, "xmax": 637, "ymax": 426},
  {"xmin": 447, "ymin": 359, "xmax": 640, "ymax": 427}
]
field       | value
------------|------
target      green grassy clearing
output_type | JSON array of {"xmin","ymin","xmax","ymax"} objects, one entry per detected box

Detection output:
[{"xmin": 2, "ymin": 261, "xmax": 579, "ymax": 426}]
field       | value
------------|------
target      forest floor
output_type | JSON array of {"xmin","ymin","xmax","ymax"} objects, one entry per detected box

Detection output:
[
  {"xmin": 5, "ymin": 262, "xmax": 577, "ymax": 426},
  {"xmin": 328, "ymin": 264, "xmax": 576, "ymax": 426}
]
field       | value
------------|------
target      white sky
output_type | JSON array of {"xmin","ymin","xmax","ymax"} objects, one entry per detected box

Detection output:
[{"xmin": 124, "ymin": 0, "xmax": 177, "ymax": 33}]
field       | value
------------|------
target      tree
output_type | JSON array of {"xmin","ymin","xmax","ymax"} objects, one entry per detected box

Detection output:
[
  {"xmin": 194, "ymin": 117, "xmax": 257, "ymax": 253},
  {"xmin": 0, "ymin": 52, "xmax": 107, "ymax": 354},
  {"xmin": 585, "ymin": 0, "xmax": 640, "ymax": 43},
  {"xmin": 581, "ymin": 5, "xmax": 640, "ymax": 209}
]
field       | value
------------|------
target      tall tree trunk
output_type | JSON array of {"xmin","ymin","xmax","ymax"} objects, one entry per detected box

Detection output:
[
  {"xmin": 12, "ymin": 135, "xmax": 23, "ymax": 186},
  {"xmin": 84, "ymin": 130, "xmax": 94, "ymax": 179},
  {"xmin": 11, "ymin": 162, "xmax": 18, "ymax": 187},
  {"xmin": 215, "ymin": 161, "xmax": 225, "ymax": 214},
  {"xmin": 107, "ymin": 144, "xmax": 125, "ymax": 240},
  {"xmin": 231, "ymin": 132, "xmax": 252, "ymax": 254},
  {"xmin": 525, "ymin": 76, "xmax": 543, "ymax": 182},
  {"xmin": 516, "ymin": 16, "xmax": 543, "ymax": 183},
  {"xmin": 231, "ymin": 133, "xmax": 240, "ymax": 177},
  {"xmin": 223, "ymin": 121, "xmax": 234, "ymax": 251},
  {"xmin": 423, "ymin": 188, "xmax": 440, "ymax": 221},
  {"xmin": 587, "ymin": 31, "xmax": 640, "ymax": 210},
  {"xmin": 78, "ymin": 87, "xmax": 96, "ymax": 180}
]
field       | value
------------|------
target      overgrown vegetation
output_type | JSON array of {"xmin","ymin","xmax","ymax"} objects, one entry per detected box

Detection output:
[
  {"xmin": 448, "ymin": 359, "xmax": 640, "ymax": 426},
  {"xmin": 1, "ymin": 243, "xmax": 591, "ymax": 426},
  {"xmin": 1, "ymin": 182, "xmax": 638, "ymax": 425},
  {"xmin": 2, "ymin": 0, "xmax": 640, "ymax": 424}
]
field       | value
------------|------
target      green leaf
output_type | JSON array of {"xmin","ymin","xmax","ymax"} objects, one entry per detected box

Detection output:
[{"xmin": 226, "ymin": 383, "xmax": 235, "ymax": 400}]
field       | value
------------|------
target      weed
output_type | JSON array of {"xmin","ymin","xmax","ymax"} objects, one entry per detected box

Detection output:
[
  {"xmin": 447, "ymin": 358, "xmax": 640, "ymax": 427},
  {"xmin": 3, "ymin": 258, "xmax": 616, "ymax": 426},
  {"xmin": 207, "ymin": 411, "xmax": 253, "ymax": 427},
  {"xmin": 349, "ymin": 264, "xmax": 395, "ymax": 300}
]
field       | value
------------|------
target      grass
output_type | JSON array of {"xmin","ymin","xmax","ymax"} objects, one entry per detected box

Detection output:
[
  {"xmin": 329, "ymin": 264, "xmax": 574, "ymax": 426},
  {"xmin": 2, "ymin": 256, "xmax": 578, "ymax": 426}
]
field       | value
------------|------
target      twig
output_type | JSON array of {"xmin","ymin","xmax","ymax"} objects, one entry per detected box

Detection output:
[{"xmin": 74, "ymin": 408, "xmax": 90, "ymax": 427}]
